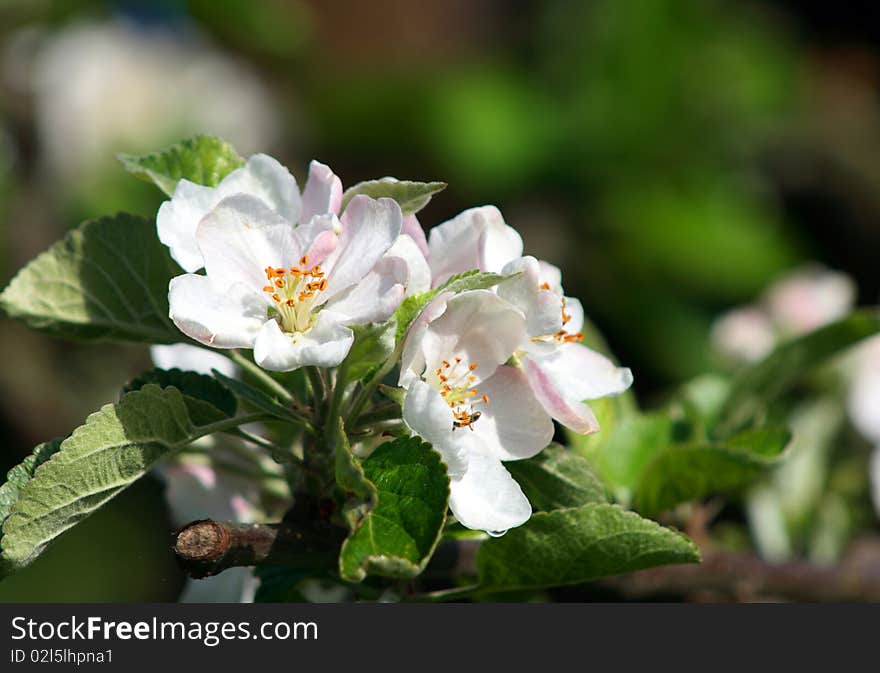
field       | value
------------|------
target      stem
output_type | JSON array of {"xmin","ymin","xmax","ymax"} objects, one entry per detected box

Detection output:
[
  {"xmin": 228, "ymin": 350, "xmax": 293, "ymax": 403},
  {"xmin": 173, "ymin": 518, "xmax": 345, "ymax": 579},
  {"xmin": 324, "ymin": 361, "xmax": 349, "ymax": 449},
  {"xmin": 350, "ymin": 404, "xmax": 400, "ymax": 429},
  {"xmin": 346, "ymin": 339, "xmax": 405, "ymax": 425},
  {"xmin": 306, "ymin": 367, "xmax": 328, "ymax": 422},
  {"xmin": 191, "ymin": 413, "xmax": 270, "ymax": 441}
]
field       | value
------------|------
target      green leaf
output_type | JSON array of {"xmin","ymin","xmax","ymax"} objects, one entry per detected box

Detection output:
[
  {"xmin": 333, "ymin": 419, "xmax": 377, "ymax": 531},
  {"xmin": 0, "ymin": 213, "xmax": 181, "ymax": 344},
  {"xmin": 506, "ymin": 445, "xmax": 607, "ymax": 511},
  {"xmin": 338, "ymin": 436, "xmax": 449, "ymax": 582},
  {"xmin": 345, "ymin": 321, "xmax": 395, "ymax": 381},
  {"xmin": 0, "ymin": 385, "xmax": 245, "ymax": 576},
  {"xmin": 718, "ymin": 310, "xmax": 880, "ymax": 436},
  {"xmin": 340, "ymin": 178, "xmax": 446, "ymax": 215},
  {"xmin": 117, "ymin": 135, "xmax": 244, "ymax": 196},
  {"xmin": 0, "ymin": 440, "xmax": 62, "ymax": 532},
  {"xmin": 579, "ymin": 412, "xmax": 673, "ymax": 501},
  {"xmin": 476, "ymin": 504, "xmax": 700, "ymax": 592},
  {"xmin": 211, "ymin": 370, "xmax": 304, "ymax": 425},
  {"xmin": 633, "ymin": 427, "xmax": 791, "ymax": 517},
  {"xmin": 123, "ymin": 368, "xmax": 237, "ymax": 424},
  {"xmin": 393, "ymin": 270, "xmax": 510, "ymax": 342}
]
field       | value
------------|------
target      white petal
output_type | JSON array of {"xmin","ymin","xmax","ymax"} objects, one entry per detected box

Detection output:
[
  {"xmin": 420, "ymin": 290, "xmax": 526, "ymax": 384},
  {"xmin": 386, "ymin": 235, "xmax": 431, "ymax": 296},
  {"xmin": 326, "ymin": 257, "xmax": 406, "ymax": 326},
  {"xmin": 197, "ymin": 194, "xmax": 302, "ymax": 293},
  {"xmin": 711, "ymin": 307, "xmax": 777, "ymax": 364},
  {"xmin": 150, "ymin": 343, "xmax": 237, "ymax": 378},
  {"xmin": 563, "ymin": 296, "xmax": 585, "ymax": 334},
  {"xmin": 480, "ymin": 208, "xmax": 524, "ymax": 277},
  {"xmin": 156, "ymin": 180, "xmax": 216, "ymax": 272},
  {"xmin": 169, "ymin": 274, "xmax": 266, "ymax": 348},
  {"xmin": 217, "ymin": 153, "xmax": 302, "ymax": 225},
  {"xmin": 399, "ymin": 291, "xmax": 452, "ymax": 389},
  {"xmin": 523, "ymin": 355, "xmax": 600, "ymax": 434},
  {"xmin": 527, "ymin": 341, "xmax": 633, "ymax": 402},
  {"xmin": 537, "ymin": 260, "xmax": 563, "ymax": 293},
  {"xmin": 848, "ymin": 339, "xmax": 880, "ymax": 443},
  {"xmin": 498, "ymin": 256, "xmax": 564, "ymax": 337},
  {"xmin": 300, "ymin": 160, "xmax": 343, "ymax": 222},
  {"xmin": 764, "ymin": 266, "xmax": 855, "ymax": 336},
  {"xmin": 253, "ymin": 312, "xmax": 354, "ymax": 371},
  {"xmin": 428, "ymin": 206, "xmax": 498, "ymax": 287},
  {"xmin": 469, "ymin": 366, "xmax": 554, "ymax": 461},
  {"xmin": 402, "ymin": 379, "xmax": 468, "ymax": 478},
  {"xmin": 448, "ymin": 439, "xmax": 532, "ymax": 534},
  {"xmin": 322, "ymin": 195, "xmax": 403, "ymax": 301},
  {"xmin": 402, "ymin": 214, "xmax": 429, "ymax": 257}
]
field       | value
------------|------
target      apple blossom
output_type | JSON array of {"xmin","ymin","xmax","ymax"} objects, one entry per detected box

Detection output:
[
  {"xmin": 400, "ymin": 289, "xmax": 554, "ymax": 533},
  {"xmin": 149, "ymin": 343, "xmax": 237, "ymax": 379},
  {"xmin": 427, "ymin": 205, "xmax": 523, "ymax": 287},
  {"xmin": 711, "ymin": 266, "xmax": 856, "ymax": 364},
  {"xmin": 168, "ymin": 192, "xmax": 404, "ymax": 371},
  {"xmin": 497, "ymin": 256, "xmax": 633, "ymax": 434}
]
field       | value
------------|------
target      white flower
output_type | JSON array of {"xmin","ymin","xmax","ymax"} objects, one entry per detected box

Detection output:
[
  {"xmin": 27, "ymin": 20, "xmax": 280, "ymax": 188},
  {"xmin": 427, "ymin": 206, "xmax": 523, "ymax": 287},
  {"xmin": 497, "ymin": 256, "xmax": 633, "ymax": 434},
  {"xmin": 711, "ymin": 266, "xmax": 856, "ymax": 364},
  {"xmin": 848, "ymin": 336, "xmax": 880, "ymax": 445},
  {"xmin": 399, "ymin": 290, "xmax": 554, "ymax": 534},
  {"xmin": 168, "ymin": 193, "xmax": 403, "ymax": 371},
  {"xmin": 159, "ymin": 158, "xmax": 432, "ymax": 298},
  {"xmin": 711, "ymin": 307, "xmax": 777, "ymax": 364}
]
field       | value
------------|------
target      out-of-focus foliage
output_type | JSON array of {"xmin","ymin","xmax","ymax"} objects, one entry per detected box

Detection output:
[{"xmin": 0, "ymin": 0, "xmax": 879, "ymax": 601}]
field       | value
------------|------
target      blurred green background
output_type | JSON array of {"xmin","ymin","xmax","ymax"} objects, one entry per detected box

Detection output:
[{"xmin": 0, "ymin": 0, "xmax": 879, "ymax": 601}]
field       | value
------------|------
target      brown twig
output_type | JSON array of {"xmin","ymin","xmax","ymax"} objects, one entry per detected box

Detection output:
[
  {"xmin": 173, "ymin": 518, "xmax": 345, "ymax": 579},
  {"xmin": 599, "ymin": 538, "xmax": 880, "ymax": 602}
]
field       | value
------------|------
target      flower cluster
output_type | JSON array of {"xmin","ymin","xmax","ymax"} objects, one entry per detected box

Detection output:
[{"xmin": 158, "ymin": 155, "xmax": 633, "ymax": 533}]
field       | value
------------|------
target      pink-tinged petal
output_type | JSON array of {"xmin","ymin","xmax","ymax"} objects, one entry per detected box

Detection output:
[
  {"xmin": 326, "ymin": 257, "xmax": 406, "ymax": 326},
  {"xmin": 427, "ymin": 206, "xmax": 522, "ymax": 287},
  {"xmin": 386, "ymin": 235, "xmax": 431, "ymax": 296},
  {"xmin": 399, "ymin": 291, "xmax": 452, "ymax": 388},
  {"xmin": 528, "ymin": 341, "xmax": 632, "ymax": 402},
  {"xmin": 469, "ymin": 366, "xmax": 554, "ymax": 461},
  {"xmin": 169, "ymin": 274, "xmax": 266, "ymax": 349},
  {"xmin": 156, "ymin": 180, "xmax": 216, "ymax": 272},
  {"xmin": 420, "ymin": 290, "xmax": 526, "ymax": 385},
  {"xmin": 217, "ymin": 153, "xmax": 302, "ymax": 225},
  {"xmin": 150, "ymin": 343, "xmax": 237, "ymax": 378},
  {"xmin": 300, "ymin": 160, "xmax": 343, "ymax": 221},
  {"xmin": 498, "ymin": 256, "xmax": 564, "ymax": 338},
  {"xmin": 402, "ymin": 380, "xmax": 468, "ymax": 478},
  {"xmin": 197, "ymin": 194, "xmax": 302, "ymax": 294},
  {"xmin": 523, "ymin": 356, "xmax": 600, "ymax": 434},
  {"xmin": 711, "ymin": 307, "xmax": 776, "ymax": 364},
  {"xmin": 402, "ymin": 214, "xmax": 429, "ymax": 257},
  {"xmin": 322, "ymin": 195, "xmax": 403, "ymax": 301},
  {"xmin": 448, "ymin": 438, "xmax": 532, "ymax": 534},
  {"xmin": 253, "ymin": 312, "xmax": 353, "ymax": 371},
  {"xmin": 764, "ymin": 266, "xmax": 855, "ymax": 336}
]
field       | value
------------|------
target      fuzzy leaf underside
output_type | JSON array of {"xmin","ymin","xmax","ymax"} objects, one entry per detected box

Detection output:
[
  {"xmin": 118, "ymin": 135, "xmax": 245, "ymax": 196},
  {"xmin": 0, "ymin": 213, "xmax": 181, "ymax": 344},
  {"xmin": 340, "ymin": 179, "xmax": 447, "ymax": 215},
  {"xmin": 0, "ymin": 385, "xmax": 241, "ymax": 577}
]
